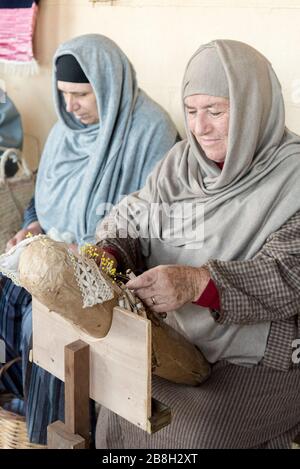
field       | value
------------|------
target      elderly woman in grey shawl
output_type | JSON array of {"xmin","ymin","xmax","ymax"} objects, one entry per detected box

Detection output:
[
  {"xmin": 95, "ymin": 40, "xmax": 300, "ymax": 449},
  {"xmin": 0, "ymin": 34, "xmax": 178, "ymax": 444}
]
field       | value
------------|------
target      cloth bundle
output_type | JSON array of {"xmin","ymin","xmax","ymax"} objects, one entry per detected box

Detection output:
[{"xmin": 0, "ymin": 0, "xmax": 40, "ymax": 75}]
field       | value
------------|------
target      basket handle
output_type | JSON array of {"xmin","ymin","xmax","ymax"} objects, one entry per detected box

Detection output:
[
  {"xmin": 0, "ymin": 357, "xmax": 22, "ymax": 380},
  {"xmin": 0, "ymin": 147, "xmax": 32, "ymax": 183}
]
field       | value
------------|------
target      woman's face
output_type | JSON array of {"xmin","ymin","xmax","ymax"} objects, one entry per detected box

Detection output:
[
  {"xmin": 57, "ymin": 81, "xmax": 99, "ymax": 125},
  {"xmin": 184, "ymin": 94, "xmax": 230, "ymax": 163}
]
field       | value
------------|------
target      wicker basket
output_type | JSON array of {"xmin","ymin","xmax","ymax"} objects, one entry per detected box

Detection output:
[
  {"xmin": 0, "ymin": 357, "xmax": 46, "ymax": 449},
  {"xmin": 0, "ymin": 148, "xmax": 35, "ymax": 255},
  {"xmin": 0, "ymin": 406, "xmax": 46, "ymax": 449}
]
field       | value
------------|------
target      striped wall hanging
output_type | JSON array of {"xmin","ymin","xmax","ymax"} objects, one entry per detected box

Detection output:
[{"xmin": 0, "ymin": 0, "xmax": 40, "ymax": 76}]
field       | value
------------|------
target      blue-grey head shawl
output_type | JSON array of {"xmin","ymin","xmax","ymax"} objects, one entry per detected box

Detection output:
[
  {"xmin": 0, "ymin": 88, "xmax": 23, "ymax": 150},
  {"xmin": 0, "ymin": 88, "xmax": 23, "ymax": 176},
  {"xmin": 35, "ymin": 34, "xmax": 177, "ymax": 245}
]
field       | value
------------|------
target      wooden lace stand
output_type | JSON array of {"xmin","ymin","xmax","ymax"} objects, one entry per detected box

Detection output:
[{"xmin": 32, "ymin": 299, "xmax": 171, "ymax": 449}]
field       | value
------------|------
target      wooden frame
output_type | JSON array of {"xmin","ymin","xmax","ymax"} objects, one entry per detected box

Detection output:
[{"xmin": 32, "ymin": 298, "xmax": 170, "ymax": 433}]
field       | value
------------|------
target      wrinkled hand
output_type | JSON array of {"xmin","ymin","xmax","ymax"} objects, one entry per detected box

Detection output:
[
  {"xmin": 6, "ymin": 221, "xmax": 43, "ymax": 252},
  {"xmin": 126, "ymin": 264, "xmax": 210, "ymax": 313}
]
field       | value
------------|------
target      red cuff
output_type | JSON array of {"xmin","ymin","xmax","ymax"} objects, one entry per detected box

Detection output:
[{"xmin": 193, "ymin": 279, "xmax": 220, "ymax": 310}]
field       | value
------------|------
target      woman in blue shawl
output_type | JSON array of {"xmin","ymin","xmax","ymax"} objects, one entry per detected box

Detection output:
[{"xmin": 0, "ymin": 34, "xmax": 178, "ymax": 444}]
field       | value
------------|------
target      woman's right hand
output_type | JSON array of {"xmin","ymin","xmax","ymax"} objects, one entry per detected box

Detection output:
[{"xmin": 6, "ymin": 221, "xmax": 43, "ymax": 252}]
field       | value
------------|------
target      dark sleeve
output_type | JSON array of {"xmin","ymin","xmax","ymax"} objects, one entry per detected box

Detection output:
[
  {"xmin": 206, "ymin": 211, "xmax": 300, "ymax": 325},
  {"xmin": 96, "ymin": 212, "xmax": 145, "ymax": 275},
  {"xmin": 22, "ymin": 196, "xmax": 38, "ymax": 228}
]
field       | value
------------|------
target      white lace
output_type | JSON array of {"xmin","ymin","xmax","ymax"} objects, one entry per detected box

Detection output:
[
  {"xmin": 68, "ymin": 251, "xmax": 114, "ymax": 308},
  {"xmin": 0, "ymin": 234, "xmax": 46, "ymax": 286},
  {"xmin": 47, "ymin": 227, "xmax": 76, "ymax": 244}
]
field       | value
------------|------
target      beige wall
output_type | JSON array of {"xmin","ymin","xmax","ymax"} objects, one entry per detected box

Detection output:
[{"xmin": 2, "ymin": 0, "xmax": 300, "ymax": 168}]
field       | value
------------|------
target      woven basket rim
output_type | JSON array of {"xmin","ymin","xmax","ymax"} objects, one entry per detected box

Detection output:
[{"xmin": 0, "ymin": 405, "xmax": 47, "ymax": 449}]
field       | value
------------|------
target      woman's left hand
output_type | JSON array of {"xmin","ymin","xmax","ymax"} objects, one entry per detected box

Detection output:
[{"xmin": 126, "ymin": 265, "xmax": 210, "ymax": 313}]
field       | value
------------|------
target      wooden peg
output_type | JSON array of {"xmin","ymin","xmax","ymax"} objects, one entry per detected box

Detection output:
[{"xmin": 47, "ymin": 340, "xmax": 90, "ymax": 449}]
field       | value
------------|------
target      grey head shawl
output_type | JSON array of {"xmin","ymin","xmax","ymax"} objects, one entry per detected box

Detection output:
[
  {"xmin": 104, "ymin": 40, "xmax": 300, "ymax": 365},
  {"xmin": 35, "ymin": 34, "xmax": 177, "ymax": 245}
]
